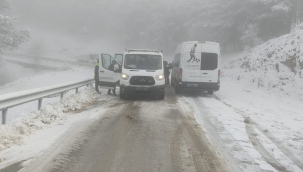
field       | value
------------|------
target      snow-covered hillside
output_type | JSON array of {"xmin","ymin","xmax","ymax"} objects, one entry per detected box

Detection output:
[
  {"xmin": 222, "ymin": 23, "xmax": 303, "ymax": 101},
  {"xmin": 0, "ymin": 67, "xmax": 92, "ymax": 95},
  {"xmin": 11, "ymin": 32, "xmax": 89, "ymax": 60}
]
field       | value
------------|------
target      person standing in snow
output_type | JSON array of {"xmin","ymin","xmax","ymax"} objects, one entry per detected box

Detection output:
[
  {"xmin": 164, "ymin": 61, "xmax": 170, "ymax": 85},
  {"xmin": 94, "ymin": 59, "xmax": 101, "ymax": 94},
  {"xmin": 107, "ymin": 60, "xmax": 119, "ymax": 95}
]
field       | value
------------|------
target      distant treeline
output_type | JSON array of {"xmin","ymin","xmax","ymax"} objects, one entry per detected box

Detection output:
[{"xmin": 11, "ymin": 0, "xmax": 303, "ymax": 53}]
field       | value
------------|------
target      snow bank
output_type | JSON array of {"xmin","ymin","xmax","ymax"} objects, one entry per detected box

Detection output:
[
  {"xmin": 222, "ymin": 23, "xmax": 303, "ymax": 101},
  {"xmin": 0, "ymin": 88, "xmax": 97, "ymax": 152}
]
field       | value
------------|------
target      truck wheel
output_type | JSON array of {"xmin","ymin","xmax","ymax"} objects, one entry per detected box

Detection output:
[{"xmin": 207, "ymin": 91, "xmax": 214, "ymax": 95}]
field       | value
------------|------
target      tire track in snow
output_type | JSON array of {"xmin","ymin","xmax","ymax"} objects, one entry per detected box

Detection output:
[
  {"xmin": 169, "ymin": 107, "xmax": 226, "ymax": 172},
  {"xmin": 189, "ymin": 97, "xmax": 262, "ymax": 172},
  {"xmin": 245, "ymin": 118, "xmax": 289, "ymax": 172},
  {"xmin": 20, "ymin": 121, "xmax": 87, "ymax": 172},
  {"xmin": 214, "ymin": 95, "xmax": 303, "ymax": 171},
  {"xmin": 19, "ymin": 98, "xmax": 125, "ymax": 172}
]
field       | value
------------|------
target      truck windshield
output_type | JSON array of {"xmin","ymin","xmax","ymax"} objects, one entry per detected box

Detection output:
[{"xmin": 124, "ymin": 54, "xmax": 162, "ymax": 70}]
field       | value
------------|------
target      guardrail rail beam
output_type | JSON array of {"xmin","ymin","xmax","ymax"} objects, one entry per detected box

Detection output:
[{"xmin": 0, "ymin": 79, "xmax": 95, "ymax": 125}]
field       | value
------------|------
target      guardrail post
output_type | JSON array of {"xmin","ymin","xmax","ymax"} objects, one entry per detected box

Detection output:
[
  {"xmin": 2, "ymin": 109, "xmax": 7, "ymax": 125},
  {"xmin": 60, "ymin": 92, "xmax": 64, "ymax": 100},
  {"xmin": 38, "ymin": 99, "xmax": 42, "ymax": 110},
  {"xmin": 76, "ymin": 88, "xmax": 79, "ymax": 94}
]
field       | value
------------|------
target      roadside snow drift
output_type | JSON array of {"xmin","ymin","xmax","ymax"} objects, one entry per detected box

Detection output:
[
  {"xmin": 0, "ymin": 88, "xmax": 97, "ymax": 152},
  {"xmin": 222, "ymin": 23, "xmax": 303, "ymax": 101}
]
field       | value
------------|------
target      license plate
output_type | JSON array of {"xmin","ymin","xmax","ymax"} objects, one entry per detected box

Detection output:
[
  {"xmin": 135, "ymin": 87, "xmax": 149, "ymax": 91},
  {"xmin": 187, "ymin": 84, "xmax": 198, "ymax": 87}
]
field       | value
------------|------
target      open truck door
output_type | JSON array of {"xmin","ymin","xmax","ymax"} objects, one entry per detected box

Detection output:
[{"xmin": 98, "ymin": 54, "xmax": 122, "ymax": 89}]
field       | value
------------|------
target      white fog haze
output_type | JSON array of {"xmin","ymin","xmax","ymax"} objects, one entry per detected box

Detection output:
[{"xmin": 0, "ymin": 0, "xmax": 303, "ymax": 172}]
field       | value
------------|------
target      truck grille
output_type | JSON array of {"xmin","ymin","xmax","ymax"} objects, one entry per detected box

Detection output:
[{"xmin": 129, "ymin": 76, "xmax": 155, "ymax": 86}]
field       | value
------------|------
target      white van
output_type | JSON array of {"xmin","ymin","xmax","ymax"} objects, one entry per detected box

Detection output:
[
  {"xmin": 119, "ymin": 49, "xmax": 166, "ymax": 99},
  {"xmin": 171, "ymin": 41, "xmax": 220, "ymax": 94}
]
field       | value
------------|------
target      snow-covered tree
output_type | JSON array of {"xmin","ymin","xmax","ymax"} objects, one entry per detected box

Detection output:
[
  {"xmin": 8, "ymin": 0, "xmax": 301, "ymax": 53},
  {"xmin": 0, "ymin": 0, "xmax": 30, "ymax": 56}
]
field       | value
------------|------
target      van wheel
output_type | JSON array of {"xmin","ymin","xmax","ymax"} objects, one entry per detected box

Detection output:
[
  {"xmin": 175, "ymin": 82, "xmax": 181, "ymax": 94},
  {"xmin": 159, "ymin": 93, "xmax": 165, "ymax": 100},
  {"xmin": 207, "ymin": 91, "xmax": 214, "ymax": 95}
]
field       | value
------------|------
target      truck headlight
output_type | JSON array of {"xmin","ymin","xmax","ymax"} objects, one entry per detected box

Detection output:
[
  {"xmin": 121, "ymin": 73, "xmax": 129, "ymax": 80},
  {"xmin": 156, "ymin": 74, "xmax": 164, "ymax": 81}
]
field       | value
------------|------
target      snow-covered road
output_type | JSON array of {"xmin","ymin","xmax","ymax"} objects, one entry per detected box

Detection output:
[
  {"xmin": 0, "ymin": 83, "xmax": 302, "ymax": 172},
  {"xmin": 181, "ymin": 79, "xmax": 303, "ymax": 172},
  {"xmin": 1, "ymin": 88, "xmax": 228, "ymax": 172}
]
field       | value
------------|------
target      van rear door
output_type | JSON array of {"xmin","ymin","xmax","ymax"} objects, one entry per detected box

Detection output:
[
  {"xmin": 200, "ymin": 43, "xmax": 219, "ymax": 83},
  {"xmin": 182, "ymin": 43, "xmax": 202, "ymax": 83}
]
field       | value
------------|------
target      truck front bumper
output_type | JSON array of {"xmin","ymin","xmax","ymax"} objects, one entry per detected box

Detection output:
[{"xmin": 120, "ymin": 85, "xmax": 165, "ymax": 96}]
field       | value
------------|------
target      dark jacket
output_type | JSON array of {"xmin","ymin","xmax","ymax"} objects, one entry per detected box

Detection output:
[
  {"xmin": 164, "ymin": 65, "xmax": 170, "ymax": 77},
  {"xmin": 94, "ymin": 62, "xmax": 99, "ymax": 79},
  {"xmin": 108, "ymin": 63, "xmax": 114, "ymax": 71}
]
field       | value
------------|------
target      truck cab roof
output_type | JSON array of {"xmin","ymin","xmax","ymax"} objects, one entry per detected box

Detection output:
[{"xmin": 125, "ymin": 49, "xmax": 163, "ymax": 55}]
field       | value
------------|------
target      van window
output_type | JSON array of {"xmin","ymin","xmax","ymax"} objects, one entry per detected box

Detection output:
[
  {"xmin": 124, "ymin": 54, "xmax": 162, "ymax": 70},
  {"xmin": 174, "ymin": 53, "xmax": 181, "ymax": 67},
  {"xmin": 201, "ymin": 53, "xmax": 218, "ymax": 70},
  {"xmin": 115, "ymin": 54, "xmax": 123, "ymax": 65},
  {"xmin": 101, "ymin": 54, "xmax": 114, "ymax": 70}
]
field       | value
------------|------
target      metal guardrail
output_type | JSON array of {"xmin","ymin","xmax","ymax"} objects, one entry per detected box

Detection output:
[{"xmin": 0, "ymin": 79, "xmax": 95, "ymax": 125}]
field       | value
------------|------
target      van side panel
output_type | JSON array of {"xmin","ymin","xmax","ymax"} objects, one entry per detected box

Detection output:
[
  {"xmin": 181, "ymin": 43, "xmax": 202, "ymax": 82},
  {"xmin": 172, "ymin": 41, "xmax": 221, "ymax": 92}
]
